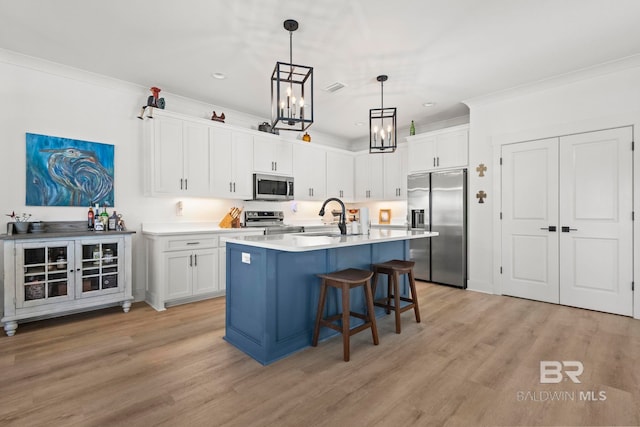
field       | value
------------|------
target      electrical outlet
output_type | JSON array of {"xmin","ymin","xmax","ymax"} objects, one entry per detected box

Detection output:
[{"xmin": 176, "ymin": 201, "xmax": 183, "ymax": 216}]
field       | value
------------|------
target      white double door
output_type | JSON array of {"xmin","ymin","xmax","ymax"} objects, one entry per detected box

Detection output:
[{"xmin": 501, "ymin": 127, "xmax": 633, "ymax": 316}]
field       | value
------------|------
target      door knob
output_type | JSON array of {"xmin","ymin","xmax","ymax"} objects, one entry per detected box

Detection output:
[
  {"xmin": 540, "ymin": 226, "xmax": 557, "ymax": 232},
  {"xmin": 561, "ymin": 226, "xmax": 578, "ymax": 232}
]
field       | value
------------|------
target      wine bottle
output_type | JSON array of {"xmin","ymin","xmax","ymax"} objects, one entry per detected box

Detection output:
[
  {"xmin": 88, "ymin": 205, "xmax": 94, "ymax": 230},
  {"xmin": 108, "ymin": 210, "xmax": 117, "ymax": 231},
  {"xmin": 100, "ymin": 204, "xmax": 109, "ymax": 231},
  {"xmin": 410, "ymin": 120, "xmax": 416, "ymax": 136},
  {"xmin": 94, "ymin": 203, "xmax": 104, "ymax": 231}
]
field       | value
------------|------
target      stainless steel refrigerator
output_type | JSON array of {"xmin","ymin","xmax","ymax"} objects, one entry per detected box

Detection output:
[{"xmin": 408, "ymin": 169, "xmax": 467, "ymax": 288}]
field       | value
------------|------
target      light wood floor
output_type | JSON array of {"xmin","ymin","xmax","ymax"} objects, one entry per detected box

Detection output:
[{"xmin": 1, "ymin": 282, "xmax": 639, "ymax": 427}]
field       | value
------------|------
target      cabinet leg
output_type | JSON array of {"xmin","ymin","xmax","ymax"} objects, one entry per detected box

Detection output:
[
  {"xmin": 122, "ymin": 300, "xmax": 132, "ymax": 313},
  {"xmin": 4, "ymin": 321, "xmax": 17, "ymax": 336}
]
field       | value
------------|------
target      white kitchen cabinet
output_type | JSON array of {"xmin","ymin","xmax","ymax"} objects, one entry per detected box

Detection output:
[
  {"xmin": 383, "ymin": 145, "xmax": 407, "ymax": 199},
  {"xmin": 354, "ymin": 152, "xmax": 384, "ymax": 201},
  {"xmin": 407, "ymin": 125, "xmax": 468, "ymax": 173},
  {"xmin": 326, "ymin": 151, "xmax": 354, "ymax": 201},
  {"xmin": 253, "ymin": 135, "xmax": 293, "ymax": 176},
  {"xmin": 145, "ymin": 234, "xmax": 219, "ymax": 310},
  {"xmin": 293, "ymin": 143, "xmax": 326, "ymax": 200},
  {"xmin": 165, "ymin": 247, "xmax": 218, "ymax": 300},
  {"xmin": 2, "ymin": 231, "xmax": 134, "ymax": 336},
  {"xmin": 210, "ymin": 128, "xmax": 254, "ymax": 199},
  {"xmin": 149, "ymin": 115, "xmax": 210, "ymax": 196}
]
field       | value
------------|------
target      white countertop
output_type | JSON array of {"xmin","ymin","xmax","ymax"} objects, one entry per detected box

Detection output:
[
  {"xmin": 141, "ymin": 222, "xmax": 265, "ymax": 236},
  {"xmin": 221, "ymin": 229, "xmax": 438, "ymax": 252}
]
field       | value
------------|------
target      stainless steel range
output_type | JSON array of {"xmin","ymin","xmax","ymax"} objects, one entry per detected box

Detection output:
[{"xmin": 243, "ymin": 210, "xmax": 304, "ymax": 235}]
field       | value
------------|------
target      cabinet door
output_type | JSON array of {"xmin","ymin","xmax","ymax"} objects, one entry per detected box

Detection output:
[
  {"xmin": 383, "ymin": 145, "xmax": 407, "ymax": 199},
  {"xmin": 210, "ymin": 126, "xmax": 234, "ymax": 198},
  {"xmin": 76, "ymin": 238, "xmax": 124, "ymax": 298},
  {"xmin": 192, "ymin": 249, "xmax": 218, "ymax": 295},
  {"xmin": 293, "ymin": 144, "xmax": 326, "ymax": 200},
  {"xmin": 354, "ymin": 154, "xmax": 369, "ymax": 201},
  {"xmin": 153, "ymin": 116, "xmax": 184, "ymax": 194},
  {"xmin": 16, "ymin": 241, "xmax": 75, "ymax": 308},
  {"xmin": 436, "ymin": 129, "xmax": 468, "ymax": 169},
  {"xmin": 253, "ymin": 135, "xmax": 277, "ymax": 173},
  {"xmin": 407, "ymin": 136, "xmax": 436, "ymax": 174},
  {"xmin": 273, "ymin": 140, "xmax": 293, "ymax": 175},
  {"xmin": 165, "ymin": 251, "xmax": 192, "ymax": 300},
  {"xmin": 232, "ymin": 132, "xmax": 254, "ymax": 199},
  {"xmin": 326, "ymin": 151, "xmax": 354, "ymax": 201},
  {"xmin": 182, "ymin": 121, "xmax": 211, "ymax": 196},
  {"xmin": 355, "ymin": 153, "xmax": 383, "ymax": 201},
  {"xmin": 368, "ymin": 154, "xmax": 384, "ymax": 200}
]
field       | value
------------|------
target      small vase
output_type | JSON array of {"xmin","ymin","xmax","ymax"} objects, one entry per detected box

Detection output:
[{"xmin": 14, "ymin": 222, "xmax": 30, "ymax": 234}]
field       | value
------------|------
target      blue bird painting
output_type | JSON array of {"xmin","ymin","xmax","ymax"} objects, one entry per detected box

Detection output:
[{"xmin": 26, "ymin": 133, "xmax": 114, "ymax": 207}]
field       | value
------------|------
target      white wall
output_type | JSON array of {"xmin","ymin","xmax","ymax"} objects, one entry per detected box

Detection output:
[
  {"xmin": 464, "ymin": 56, "xmax": 640, "ymax": 318},
  {"xmin": 0, "ymin": 49, "xmax": 350, "ymax": 301}
]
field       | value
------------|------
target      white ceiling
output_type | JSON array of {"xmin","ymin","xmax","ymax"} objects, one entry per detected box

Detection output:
[{"xmin": 2, "ymin": 0, "xmax": 640, "ymax": 142}]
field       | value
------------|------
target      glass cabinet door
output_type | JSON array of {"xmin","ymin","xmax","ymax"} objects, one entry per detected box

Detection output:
[
  {"xmin": 78, "ymin": 239, "xmax": 122, "ymax": 297},
  {"xmin": 17, "ymin": 241, "xmax": 74, "ymax": 307}
]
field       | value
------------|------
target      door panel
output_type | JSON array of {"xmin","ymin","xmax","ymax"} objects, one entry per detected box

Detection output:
[
  {"xmin": 558, "ymin": 127, "xmax": 633, "ymax": 316},
  {"xmin": 501, "ymin": 138, "xmax": 559, "ymax": 303}
]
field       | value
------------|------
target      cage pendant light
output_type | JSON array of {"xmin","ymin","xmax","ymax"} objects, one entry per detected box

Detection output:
[
  {"xmin": 369, "ymin": 75, "xmax": 397, "ymax": 153},
  {"xmin": 271, "ymin": 19, "xmax": 314, "ymax": 132}
]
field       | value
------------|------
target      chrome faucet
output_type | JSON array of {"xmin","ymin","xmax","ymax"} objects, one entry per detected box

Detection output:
[{"xmin": 319, "ymin": 197, "xmax": 347, "ymax": 235}]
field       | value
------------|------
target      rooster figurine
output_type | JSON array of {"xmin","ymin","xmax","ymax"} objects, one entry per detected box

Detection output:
[{"xmin": 211, "ymin": 111, "xmax": 225, "ymax": 123}]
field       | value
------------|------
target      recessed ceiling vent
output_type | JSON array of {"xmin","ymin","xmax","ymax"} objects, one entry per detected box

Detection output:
[{"xmin": 324, "ymin": 82, "xmax": 347, "ymax": 93}]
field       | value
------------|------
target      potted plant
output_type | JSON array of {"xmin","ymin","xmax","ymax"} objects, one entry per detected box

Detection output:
[{"xmin": 6, "ymin": 211, "xmax": 32, "ymax": 234}]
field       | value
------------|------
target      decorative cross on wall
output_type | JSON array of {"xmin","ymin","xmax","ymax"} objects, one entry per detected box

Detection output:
[
  {"xmin": 476, "ymin": 163, "xmax": 487, "ymax": 177},
  {"xmin": 476, "ymin": 190, "xmax": 487, "ymax": 203}
]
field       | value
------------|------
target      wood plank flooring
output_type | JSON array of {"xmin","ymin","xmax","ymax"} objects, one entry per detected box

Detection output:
[{"xmin": 1, "ymin": 282, "xmax": 639, "ymax": 426}]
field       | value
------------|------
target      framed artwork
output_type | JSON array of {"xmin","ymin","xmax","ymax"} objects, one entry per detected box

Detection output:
[
  {"xmin": 379, "ymin": 209, "xmax": 391, "ymax": 224},
  {"xmin": 26, "ymin": 133, "xmax": 114, "ymax": 207}
]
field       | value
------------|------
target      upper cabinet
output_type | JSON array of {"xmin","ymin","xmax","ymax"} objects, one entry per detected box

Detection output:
[
  {"xmin": 253, "ymin": 135, "xmax": 293, "ymax": 176},
  {"xmin": 407, "ymin": 125, "xmax": 468, "ymax": 174},
  {"xmin": 148, "ymin": 115, "xmax": 210, "ymax": 196},
  {"xmin": 326, "ymin": 151, "xmax": 354, "ymax": 201},
  {"xmin": 383, "ymin": 145, "xmax": 407, "ymax": 200},
  {"xmin": 354, "ymin": 152, "xmax": 384, "ymax": 201},
  {"xmin": 293, "ymin": 143, "xmax": 326, "ymax": 200},
  {"xmin": 210, "ymin": 128, "xmax": 254, "ymax": 200}
]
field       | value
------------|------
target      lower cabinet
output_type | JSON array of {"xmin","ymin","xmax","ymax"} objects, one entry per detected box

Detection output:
[
  {"xmin": 2, "ymin": 233, "xmax": 134, "ymax": 336},
  {"xmin": 144, "ymin": 229, "xmax": 263, "ymax": 311},
  {"xmin": 165, "ymin": 248, "xmax": 218, "ymax": 300}
]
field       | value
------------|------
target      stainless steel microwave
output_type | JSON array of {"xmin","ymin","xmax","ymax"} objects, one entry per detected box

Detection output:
[{"xmin": 253, "ymin": 173, "xmax": 294, "ymax": 201}]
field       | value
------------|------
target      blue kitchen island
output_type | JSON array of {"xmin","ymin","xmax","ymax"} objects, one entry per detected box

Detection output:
[{"xmin": 223, "ymin": 229, "xmax": 437, "ymax": 365}]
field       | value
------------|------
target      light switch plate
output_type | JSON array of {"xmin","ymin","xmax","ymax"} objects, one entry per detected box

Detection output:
[{"xmin": 241, "ymin": 252, "xmax": 251, "ymax": 264}]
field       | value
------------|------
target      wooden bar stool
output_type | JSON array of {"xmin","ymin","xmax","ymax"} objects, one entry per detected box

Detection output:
[
  {"xmin": 371, "ymin": 259, "xmax": 420, "ymax": 333},
  {"xmin": 312, "ymin": 268, "xmax": 379, "ymax": 362}
]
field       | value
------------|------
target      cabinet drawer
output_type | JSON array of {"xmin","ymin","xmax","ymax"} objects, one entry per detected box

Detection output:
[{"xmin": 165, "ymin": 237, "xmax": 218, "ymax": 251}]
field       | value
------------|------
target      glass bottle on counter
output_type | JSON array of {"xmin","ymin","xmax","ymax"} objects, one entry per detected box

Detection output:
[
  {"xmin": 94, "ymin": 204, "xmax": 104, "ymax": 231},
  {"xmin": 108, "ymin": 210, "xmax": 117, "ymax": 231},
  {"xmin": 88, "ymin": 205, "xmax": 94, "ymax": 230},
  {"xmin": 100, "ymin": 204, "xmax": 109, "ymax": 230}
]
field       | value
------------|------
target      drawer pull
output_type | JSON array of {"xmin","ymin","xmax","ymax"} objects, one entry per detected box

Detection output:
[{"xmin": 186, "ymin": 242, "xmax": 200, "ymax": 245}]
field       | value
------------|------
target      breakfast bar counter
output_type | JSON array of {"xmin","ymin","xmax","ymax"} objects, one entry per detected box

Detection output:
[{"xmin": 222, "ymin": 229, "xmax": 437, "ymax": 364}]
